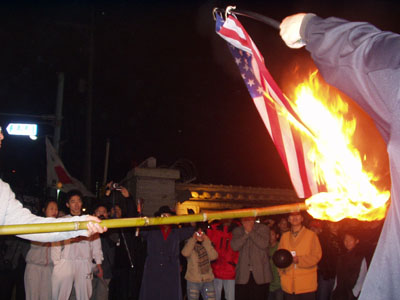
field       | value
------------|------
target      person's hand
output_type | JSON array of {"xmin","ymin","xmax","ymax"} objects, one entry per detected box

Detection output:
[
  {"xmin": 105, "ymin": 181, "xmax": 113, "ymax": 197},
  {"xmin": 193, "ymin": 231, "xmax": 205, "ymax": 242},
  {"xmin": 86, "ymin": 216, "xmax": 107, "ymax": 235},
  {"xmin": 280, "ymin": 13, "xmax": 307, "ymax": 48},
  {"xmin": 120, "ymin": 186, "xmax": 130, "ymax": 198},
  {"xmin": 96, "ymin": 264, "xmax": 104, "ymax": 279},
  {"xmin": 293, "ymin": 255, "xmax": 299, "ymax": 264}
]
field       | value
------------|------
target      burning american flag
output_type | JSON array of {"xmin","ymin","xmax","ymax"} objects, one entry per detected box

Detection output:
[{"xmin": 215, "ymin": 14, "xmax": 390, "ymax": 221}]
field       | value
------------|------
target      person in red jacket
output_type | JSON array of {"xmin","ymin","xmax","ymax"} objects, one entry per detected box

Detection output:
[{"xmin": 207, "ymin": 219, "xmax": 240, "ymax": 300}]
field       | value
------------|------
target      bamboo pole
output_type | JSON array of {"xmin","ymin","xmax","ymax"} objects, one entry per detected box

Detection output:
[{"xmin": 0, "ymin": 203, "xmax": 307, "ymax": 236}]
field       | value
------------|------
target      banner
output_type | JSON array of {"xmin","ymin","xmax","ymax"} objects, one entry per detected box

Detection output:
[{"xmin": 46, "ymin": 137, "xmax": 94, "ymax": 197}]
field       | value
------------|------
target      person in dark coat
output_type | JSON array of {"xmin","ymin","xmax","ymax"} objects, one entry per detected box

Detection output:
[
  {"xmin": 317, "ymin": 221, "xmax": 344, "ymax": 300},
  {"xmin": 139, "ymin": 206, "xmax": 194, "ymax": 300},
  {"xmin": 103, "ymin": 182, "xmax": 140, "ymax": 300},
  {"xmin": 91, "ymin": 203, "xmax": 115, "ymax": 300},
  {"xmin": 332, "ymin": 231, "xmax": 367, "ymax": 300}
]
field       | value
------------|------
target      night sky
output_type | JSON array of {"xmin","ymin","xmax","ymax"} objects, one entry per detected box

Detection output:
[{"xmin": 0, "ymin": 0, "xmax": 398, "ymax": 196}]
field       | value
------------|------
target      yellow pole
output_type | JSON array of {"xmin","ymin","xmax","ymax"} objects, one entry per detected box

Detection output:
[{"xmin": 0, "ymin": 203, "xmax": 307, "ymax": 236}]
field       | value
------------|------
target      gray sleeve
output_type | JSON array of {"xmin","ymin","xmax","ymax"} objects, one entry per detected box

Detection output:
[{"xmin": 302, "ymin": 16, "xmax": 400, "ymax": 140}]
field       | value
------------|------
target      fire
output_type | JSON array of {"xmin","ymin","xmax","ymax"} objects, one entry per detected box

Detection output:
[{"xmin": 287, "ymin": 71, "xmax": 390, "ymax": 221}]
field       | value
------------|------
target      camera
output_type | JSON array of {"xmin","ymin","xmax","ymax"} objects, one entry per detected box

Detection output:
[{"xmin": 111, "ymin": 183, "xmax": 122, "ymax": 191}]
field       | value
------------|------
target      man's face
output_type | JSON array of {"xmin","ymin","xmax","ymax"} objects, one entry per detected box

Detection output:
[
  {"xmin": 110, "ymin": 205, "xmax": 122, "ymax": 218},
  {"xmin": 241, "ymin": 217, "xmax": 255, "ymax": 232},
  {"xmin": 344, "ymin": 234, "xmax": 359, "ymax": 251},
  {"xmin": 288, "ymin": 213, "xmax": 303, "ymax": 227},
  {"xmin": 270, "ymin": 230, "xmax": 279, "ymax": 244},
  {"xmin": 66, "ymin": 195, "xmax": 83, "ymax": 216},
  {"xmin": 95, "ymin": 206, "xmax": 108, "ymax": 219},
  {"xmin": 278, "ymin": 218, "xmax": 289, "ymax": 231},
  {"xmin": 327, "ymin": 222, "xmax": 340, "ymax": 235}
]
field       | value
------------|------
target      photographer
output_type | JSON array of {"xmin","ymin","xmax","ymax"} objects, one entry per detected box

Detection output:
[
  {"xmin": 103, "ymin": 181, "xmax": 140, "ymax": 300},
  {"xmin": 104, "ymin": 181, "xmax": 137, "ymax": 219},
  {"xmin": 181, "ymin": 223, "xmax": 218, "ymax": 300}
]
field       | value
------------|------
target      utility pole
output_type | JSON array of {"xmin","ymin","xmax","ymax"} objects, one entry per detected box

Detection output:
[
  {"xmin": 53, "ymin": 72, "xmax": 64, "ymax": 154},
  {"xmin": 102, "ymin": 138, "xmax": 110, "ymax": 186},
  {"xmin": 84, "ymin": 6, "xmax": 95, "ymax": 189}
]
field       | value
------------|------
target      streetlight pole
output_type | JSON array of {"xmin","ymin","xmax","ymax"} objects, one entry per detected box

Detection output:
[
  {"xmin": 53, "ymin": 72, "xmax": 64, "ymax": 154},
  {"xmin": 84, "ymin": 6, "xmax": 95, "ymax": 190}
]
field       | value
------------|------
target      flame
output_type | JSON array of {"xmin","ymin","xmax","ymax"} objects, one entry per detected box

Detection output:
[{"xmin": 283, "ymin": 71, "xmax": 390, "ymax": 221}]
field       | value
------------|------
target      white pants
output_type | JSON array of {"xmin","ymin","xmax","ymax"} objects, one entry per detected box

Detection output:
[
  {"xmin": 214, "ymin": 279, "xmax": 235, "ymax": 300},
  {"xmin": 24, "ymin": 263, "xmax": 52, "ymax": 300},
  {"xmin": 52, "ymin": 259, "xmax": 93, "ymax": 300}
]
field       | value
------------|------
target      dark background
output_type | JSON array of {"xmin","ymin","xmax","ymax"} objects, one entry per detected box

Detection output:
[{"xmin": 0, "ymin": 0, "xmax": 397, "ymax": 197}]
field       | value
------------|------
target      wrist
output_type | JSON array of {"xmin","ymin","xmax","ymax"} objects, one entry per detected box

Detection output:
[{"xmin": 299, "ymin": 13, "xmax": 316, "ymax": 41}]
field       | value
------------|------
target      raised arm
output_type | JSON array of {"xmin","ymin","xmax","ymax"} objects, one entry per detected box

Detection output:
[{"xmin": 281, "ymin": 13, "xmax": 400, "ymax": 141}]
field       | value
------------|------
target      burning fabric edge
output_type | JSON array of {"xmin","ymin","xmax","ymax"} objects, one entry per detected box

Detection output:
[{"xmin": 305, "ymin": 192, "xmax": 390, "ymax": 222}]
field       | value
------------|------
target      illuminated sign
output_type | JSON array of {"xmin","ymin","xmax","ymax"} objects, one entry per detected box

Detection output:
[{"xmin": 6, "ymin": 123, "xmax": 38, "ymax": 138}]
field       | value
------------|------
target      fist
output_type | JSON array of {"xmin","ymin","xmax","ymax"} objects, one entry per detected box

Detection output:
[{"xmin": 280, "ymin": 13, "xmax": 307, "ymax": 48}]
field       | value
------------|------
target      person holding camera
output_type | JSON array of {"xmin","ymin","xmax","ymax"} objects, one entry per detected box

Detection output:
[
  {"xmin": 103, "ymin": 181, "xmax": 140, "ymax": 300},
  {"xmin": 104, "ymin": 181, "xmax": 137, "ymax": 219},
  {"xmin": 181, "ymin": 223, "xmax": 218, "ymax": 300}
]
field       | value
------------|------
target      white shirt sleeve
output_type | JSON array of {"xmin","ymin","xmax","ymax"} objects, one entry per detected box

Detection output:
[{"xmin": 1, "ymin": 179, "xmax": 88, "ymax": 242}]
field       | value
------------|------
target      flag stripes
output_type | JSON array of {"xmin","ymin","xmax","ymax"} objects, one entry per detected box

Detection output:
[{"xmin": 216, "ymin": 14, "xmax": 322, "ymax": 198}]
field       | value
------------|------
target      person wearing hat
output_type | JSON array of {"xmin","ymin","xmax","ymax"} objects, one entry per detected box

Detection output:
[
  {"xmin": 278, "ymin": 212, "xmax": 322, "ymax": 299},
  {"xmin": 138, "ymin": 205, "xmax": 195, "ymax": 300}
]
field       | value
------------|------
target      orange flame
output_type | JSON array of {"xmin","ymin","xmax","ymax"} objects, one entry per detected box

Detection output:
[{"xmin": 283, "ymin": 71, "xmax": 390, "ymax": 221}]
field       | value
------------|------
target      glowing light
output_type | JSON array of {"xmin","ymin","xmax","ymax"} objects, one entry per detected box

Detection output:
[
  {"xmin": 282, "ymin": 71, "xmax": 390, "ymax": 221},
  {"xmin": 6, "ymin": 123, "xmax": 37, "ymax": 136}
]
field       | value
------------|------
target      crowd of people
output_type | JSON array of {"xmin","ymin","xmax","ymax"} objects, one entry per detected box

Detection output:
[{"xmin": 0, "ymin": 181, "xmax": 383, "ymax": 300}]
